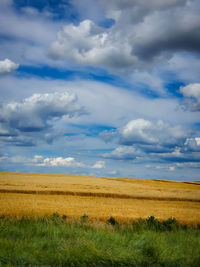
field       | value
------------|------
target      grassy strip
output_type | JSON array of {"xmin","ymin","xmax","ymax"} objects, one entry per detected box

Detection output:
[{"xmin": 0, "ymin": 214, "xmax": 200, "ymax": 266}]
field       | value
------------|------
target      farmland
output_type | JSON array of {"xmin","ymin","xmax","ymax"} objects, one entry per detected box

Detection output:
[
  {"xmin": 0, "ymin": 172, "xmax": 200, "ymax": 266},
  {"xmin": 0, "ymin": 172, "xmax": 200, "ymax": 224}
]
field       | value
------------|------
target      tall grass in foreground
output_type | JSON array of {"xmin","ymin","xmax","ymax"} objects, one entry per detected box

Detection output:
[{"xmin": 0, "ymin": 214, "xmax": 200, "ymax": 266}]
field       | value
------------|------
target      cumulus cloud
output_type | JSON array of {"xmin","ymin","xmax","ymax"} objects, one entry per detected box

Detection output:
[
  {"xmin": 0, "ymin": 58, "xmax": 19, "ymax": 75},
  {"xmin": 184, "ymin": 137, "xmax": 200, "ymax": 151},
  {"xmin": 103, "ymin": 146, "xmax": 141, "ymax": 160},
  {"xmin": 49, "ymin": 20, "xmax": 134, "ymax": 70},
  {"xmin": 102, "ymin": 118, "xmax": 200, "ymax": 165},
  {"xmin": 151, "ymin": 147, "xmax": 184, "ymax": 160},
  {"xmin": 37, "ymin": 156, "xmax": 85, "ymax": 167},
  {"xmin": 9, "ymin": 155, "xmax": 85, "ymax": 168},
  {"xmin": 120, "ymin": 119, "xmax": 156, "ymax": 145},
  {"xmin": 49, "ymin": 0, "xmax": 200, "ymax": 72},
  {"xmin": 119, "ymin": 119, "xmax": 187, "ymax": 147},
  {"xmin": 0, "ymin": 91, "xmax": 84, "ymax": 146},
  {"xmin": 0, "ymin": 92, "xmax": 83, "ymax": 132},
  {"xmin": 180, "ymin": 83, "xmax": 200, "ymax": 111},
  {"xmin": 8, "ymin": 154, "xmax": 106, "ymax": 170},
  {"xmin": 92, "ymin": 160, "xmax": 105, "ymax": 168},
  {"xmin": 144, "ymin": 133, "xmax": 200, "ymax": 164}
]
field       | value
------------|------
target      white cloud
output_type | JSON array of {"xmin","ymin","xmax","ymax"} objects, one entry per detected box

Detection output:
[
  {"xmin": 7, "ymin": 154, "xmax": 105, "ymax": 169},
  {"xmin": 169, "ymin": 166, "xmax": 175, "ymax": 171},
  {"xmin": 0, "ymin": 59, "xmax": 19, "ymax": 75},
  {"xmin": 175, "ymin": 162, "xmax": 200, "ymax": 168},
  {"xmin": 9, "ymin": 155, "xmax": 85, "ymax": 168},
  {"xmin": 155, "ymin": 164, "xmax": 175, "ymax": 171},
  {"xmin": 102, "ymin": 118, "xmax": 200, "ymax": 165},
  {"xmin": 109, "ymin": 170, "xmax": 117, "ymax": 175},
  {"xmin": 168, "ymin": 54, "xmax": 200, "ymax": 83},
  {"xmin": 121, "ymin": 119, "xmax": 156, "ymax": 145},
  {"xmin": 50, "ymin": 0, "xmax": 200, "ymax": 75},
  {"xmin": 153, "ymin": 147, "xmax": 184, "ymax": 159},
  {"xmin": 0, "ymin": 92, "xmax": 83, "ymax": 132},
  {"xmin": 184, "ymin": 137, "xmax": 200, "ymax": 151},
  {"xmin": 0, "ymin": 156, "xmax": 8, "ymax": 161},
  {"xmin": 0, "ymin": 2, "xmax": 60, "ymax": 46},
  {"xmin": 0, "ymin": 91, "xmax": 84, "ymax": 146},
  {"xmin": 180, "ymin": 83, "xmax": 200, "ymax": 111},
  {"xmin": 120, "ymin": 119, "xmax": 188, "ymax": 147},
  {"xmin": 33, "ymin": 155, "xmax": 43, "ymax": 161},
  {"xmin": 10, "ymin": 155, "xmax": 31, "ymax": 163},
  {"xmin": 0, "ymin": 0, "xmax": 64, "ymax": 67},
  {"xmin": 38, "ymin": 156, "xmax": 85, "ymax": 167},
  {"xmin": 195, "ymin": 137, "xmax": 200, "ymax": 146},
  {"xmin": 1, "ymin": 76, "xmax": 199, "ymax": 149},
  {"xmin": 103, "ymin": 146, "xmax": 140, "ymax": 160},
  {"xmin": 130, "ymin": 71, "xmax": 165, "ymax": 95},
  {"xmin": 49, "ymin": 20, "xmax": 134, "ymax": 70},
  {"xmin": 92, "ymin": 160, "xmax": 105, "ymax": 169}
]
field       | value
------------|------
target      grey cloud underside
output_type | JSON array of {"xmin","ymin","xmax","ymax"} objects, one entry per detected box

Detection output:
[
  {"xmin": 98, "ymin": 0, "xmax": 187, "ymax": 10},
  {"xmin": 50, "ymin": 0, "xmax": 200, "ymax": 71},
  {"xmin": 133, "ymin": 29, "xmax": 200, "ymax": 61},
  {"xmin": 0, "ymin": 135, "xmax": 36, "ymax": 147},
  {"xmin": 0, "ymin": 92, "xmax": 84, "ymax": 146}
]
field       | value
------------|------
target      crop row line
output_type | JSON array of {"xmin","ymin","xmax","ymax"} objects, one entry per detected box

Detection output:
[{"xmin": 0, "ymin": 188, "xmax": 199, "ymax": 203}]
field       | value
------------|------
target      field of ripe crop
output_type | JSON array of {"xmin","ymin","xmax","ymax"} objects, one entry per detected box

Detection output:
[{"xmin": 0, "ymin": 172, "xmax": 200, "ymax": 224}]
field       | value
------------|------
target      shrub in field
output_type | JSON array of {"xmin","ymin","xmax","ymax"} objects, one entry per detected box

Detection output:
[
  {"xmin": 62, "ymin": 215, "xmax": 67, "ymax": 220},
  {"xmin": 80, "ymin": 214, "xmax": 88, "ymax": 223},
  {"xmin": 132, "ymin": 218, "xmax": 146, "ymax": 231},
  {"xmin": 146, "ymin": 216, "xmax": 162, "ymax": 230},
  {"xmin": 131, "ymin": 216, "xmax": 184, "ymax": 232},
  {"xmin": 106, "ymin": 216, "xmax": 118, "ymax": 226},
  {"xmin": 162, "ymin": 217, "xmax": 179, "ymax": 231},
  {"xmin": 145, "ymin": 216, "xmax": 182, "ymax": 231},
  {"xmin": 48, "ymin": 212, "xmax": 68, "ymax": 224},
  {"xmin": 51, "ymin": 212, "xmax": 60, "ymax": 219}
]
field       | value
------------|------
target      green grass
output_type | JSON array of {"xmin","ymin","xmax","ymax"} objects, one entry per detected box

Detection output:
[{"xmin": 0, "ymin": 214, "xmax": 200, "ymax": 266}]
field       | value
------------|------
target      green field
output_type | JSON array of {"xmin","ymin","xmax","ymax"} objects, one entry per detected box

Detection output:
[{"xmin": 0, "ymin": 215, "xmax": 200, "ymax": 266}]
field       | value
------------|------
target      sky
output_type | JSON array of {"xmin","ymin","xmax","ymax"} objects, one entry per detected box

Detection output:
[{"xmin": 0, "ymin": 0, "xmax": 200, "ymax": 181}]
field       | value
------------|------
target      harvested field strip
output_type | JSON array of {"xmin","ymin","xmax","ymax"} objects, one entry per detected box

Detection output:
[{"xmin": 0, "ymin": 188, "xmax": 199, "ymax": 203}]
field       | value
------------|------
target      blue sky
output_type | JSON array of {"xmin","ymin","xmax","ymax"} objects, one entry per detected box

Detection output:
[{"xmin": 0, "ymin": 0, "xmax": 200, "ymax": 181}]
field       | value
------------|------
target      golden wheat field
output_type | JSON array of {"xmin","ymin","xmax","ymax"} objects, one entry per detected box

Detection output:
[{"xmin": 0, "ymin": 172, "xmax": 200, "ymax": 224}]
